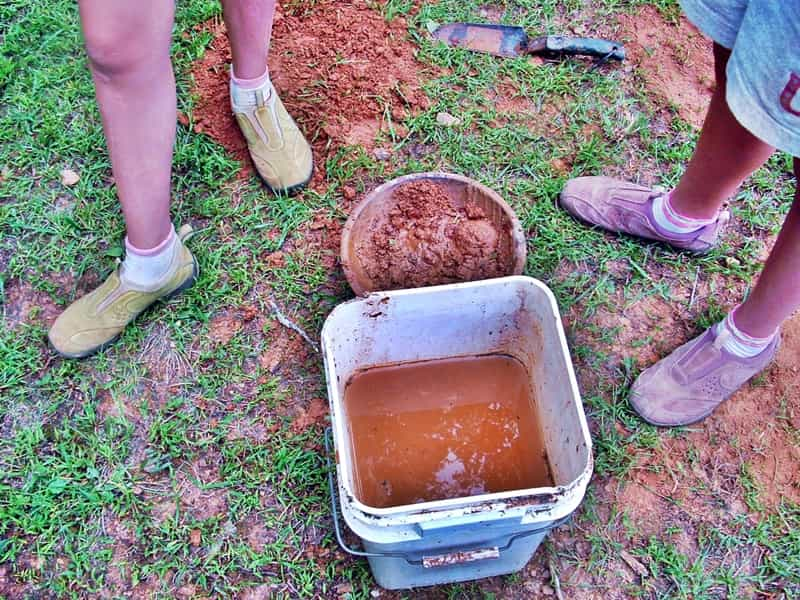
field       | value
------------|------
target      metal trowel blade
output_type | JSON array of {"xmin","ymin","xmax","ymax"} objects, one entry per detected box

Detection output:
[{"xmin": 432, "ymin": 23, "xmax": 531, "ymax": 58}]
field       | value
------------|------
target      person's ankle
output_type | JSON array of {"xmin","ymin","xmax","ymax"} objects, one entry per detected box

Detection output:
[
  {"xmin": 121, "ymin": 224, "xmax": 178, "ymax": 289},
  {"xmin": 652, "ymin": 192, "xmax": 717, "ymax": 234},
  {"xmin": 668, "ymin": 191, "xmax": 720, "ymax": 221},
  {"xmin": 230, "ymin": 66, "xmax": 271, "ymax": 111},
  {"xmin": 716, "ymin": 306, "xmax": 778, "ymax": 358},
  {"xmin": 231, "ymin": 66, "xmax": 270, "ymax": 90}
]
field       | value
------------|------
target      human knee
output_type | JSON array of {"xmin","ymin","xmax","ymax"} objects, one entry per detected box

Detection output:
[{"xmin": 83, "ymin": 25, "xmax": 164, "ymax": 80}]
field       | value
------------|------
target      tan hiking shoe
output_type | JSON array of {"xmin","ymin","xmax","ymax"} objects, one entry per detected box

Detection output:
[
  {"xmin": 630, "ymin": 326, "xmax": 780, "ymax": 427},
  {"xmin": 48, "ymin": 226, "xmax": 198, "ymax": 359},
  {"xmin": 559, "ymin": 176, "xmax": 729, "ymax": 254},
  {"xmin": 233, "ymin": 82, "xmax": 313, "ymax": 194}
]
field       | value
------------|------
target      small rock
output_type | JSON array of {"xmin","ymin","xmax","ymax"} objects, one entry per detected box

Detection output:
[
  {"xmin": 436, "ymin": 112, "xmax": 461, "ymax": 127},
  {"xmin": 549, "ymin": 158, "xmax": 571, "ymax": 176},
  {"xmin": 541, "ymin": 584, "xmax": 555, "ymax": 595},
  {"xmin": 60, "ymin": 169, "xmax": 80, "ymax": 186},
  {"xmin": 723, "ymin": 256, "xmax": 741, "ymax": 268},
  {"xmin": 370, "ymin": 590, "xmax": 382, "ymax": 598},
  {"xmin": 373, "ymin": 148, "xmax": 392, "ymax": 161},
  {"xmin": 727, "ymin": 498, "xmax": 747, "ymax": 516}
]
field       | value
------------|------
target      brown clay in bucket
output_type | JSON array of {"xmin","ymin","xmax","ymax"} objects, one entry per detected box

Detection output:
[
  {"xmin": 344, "ymin": 354, "xmax": 553, "ymax": 508},
  {"xmin": 341, "ymin": 173, "xmax": 527, "ymax": 295}
]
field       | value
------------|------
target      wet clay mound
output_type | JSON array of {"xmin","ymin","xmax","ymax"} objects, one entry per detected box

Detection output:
[
  {"xmin": 357, "ymin": 180, "xmax": 513, "ymax": 290},
  {"xmin": 618, "ymin": 6, "xmax": 714, "ymax": 128},
  {"xmin": 190, "ymin": 1, "xmax": 428, "ymax": 181}
]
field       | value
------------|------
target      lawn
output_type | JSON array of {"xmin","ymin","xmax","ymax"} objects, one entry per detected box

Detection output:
[{"xmin": 1, "ymin": 0, "xmax": 798, "ymax": 598}]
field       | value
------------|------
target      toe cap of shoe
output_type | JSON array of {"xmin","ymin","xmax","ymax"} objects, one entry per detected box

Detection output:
[{"xmin": 559, "ymin": 177, "xmax": 602, "ymax": 210}]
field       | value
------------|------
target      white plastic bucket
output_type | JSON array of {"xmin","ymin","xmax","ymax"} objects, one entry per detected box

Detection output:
[{"xmin": 321, "ymin": 276, "xmax": 593, "ymax": 589}]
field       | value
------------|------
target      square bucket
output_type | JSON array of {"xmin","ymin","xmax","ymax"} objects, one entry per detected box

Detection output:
[{"xmin": 321, "ymin": 276, "xmax": 592, "ymax": 589}]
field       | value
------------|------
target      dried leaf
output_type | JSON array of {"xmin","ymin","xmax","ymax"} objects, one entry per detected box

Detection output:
[{"xmin": 621, "ymin": 550, "xmax": 649, "ymax": 578}]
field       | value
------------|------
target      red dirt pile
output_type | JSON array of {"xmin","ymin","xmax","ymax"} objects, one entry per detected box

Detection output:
[
  {"xmin": 189, "ymin": 1, "xmax": 428, "ymax": 182},
  {"xmin": 357, "ymin": 180, "xmax": 513, "ymax": 290}
]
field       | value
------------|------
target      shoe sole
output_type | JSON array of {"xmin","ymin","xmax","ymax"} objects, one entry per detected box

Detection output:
[
  {"xmin": 558, "ymin": 194, "xmax": 716, "ymax": 256},
  {"xmin": 632, "ymin": 403, "xmax": 717, "ymax": 428},
  {"xmin": 49, "ymin": 258, "xmax": 199, "ymax": 360},
  {"xmin": 257, "ymin": 158, "xmax": 314, "ymax": 196}
]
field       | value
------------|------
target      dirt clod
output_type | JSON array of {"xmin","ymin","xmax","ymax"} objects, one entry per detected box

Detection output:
[
  {"xmin": 207, "ymin": 313, "xmax": 242, "ymax": 346},
  {"xmin": 290, "ymin": 398, "xmax": 329, "ymax": 434},
  {"xmin": 357, "ymin": 180, "xmax": 513, "ymax": 290},
  {"xmin": 189, "ymin": 529, "xmax": 201, "ymax": 547}
]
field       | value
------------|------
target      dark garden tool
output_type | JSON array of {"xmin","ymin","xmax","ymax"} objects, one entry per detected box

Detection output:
[{"xmin": 433, "ymin": 23, "xmax": 625, "ymax": 64}]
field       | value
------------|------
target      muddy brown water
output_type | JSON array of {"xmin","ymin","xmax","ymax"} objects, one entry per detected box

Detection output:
[{"xmin": 344, "ymin": 354, "xmax": 553, "ymax": 508}]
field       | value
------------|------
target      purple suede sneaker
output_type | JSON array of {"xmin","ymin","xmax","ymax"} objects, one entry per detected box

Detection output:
[
  {"xmin": 559, "ymin": 176, "xmax": 730, "ymax": 254},
  {"xmin": 630, "ymin": 326, "xmax": 780, "ymax": 427}
]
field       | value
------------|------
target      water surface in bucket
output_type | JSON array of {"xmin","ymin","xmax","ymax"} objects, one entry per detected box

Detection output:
[{"xmin": 344, "ymin": 354, "xmax": 552, "ymax": 508}]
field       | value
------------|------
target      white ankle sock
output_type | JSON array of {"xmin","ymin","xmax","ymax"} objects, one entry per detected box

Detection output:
[
  {"xmin": 715, "ymin": 308, "xmax": 776, "ymax": 358},
  {"xmin": 230, "ymin": 67, "xmax": 271, "ymax": 112},
  {"xmin": 121, "ymin": 225, "xmax": 178, "ymax": 289},
  {"xmin": 652, "ymin": 192, "xmax": 716, "ymax": 234}
]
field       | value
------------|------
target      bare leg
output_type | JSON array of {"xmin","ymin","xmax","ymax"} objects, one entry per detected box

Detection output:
[
  {"xmin": 78, "ymin": 0, "xmax": 175, "ymax": 249},
  {"xmin": 732, "ymin": 159, "xmax": 800, "ymax": 337},
  {"xmin": 221, "ymin": 0, "xmax": 276, "ymax": 79},
  {"xmin": 221, "ymin": 0, "xmax": 313, "ymax": 192},
  {"xmin": 670, "ymin": 44, "xmax": 776, "ymax": 220}
]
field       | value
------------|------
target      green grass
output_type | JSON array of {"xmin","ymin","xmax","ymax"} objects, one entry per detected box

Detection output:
[{"xmin": 1, "ymin": 0, "xmax": 798, "ymax": 597}]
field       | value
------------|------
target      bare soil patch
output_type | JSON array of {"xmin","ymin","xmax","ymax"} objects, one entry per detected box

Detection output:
[
  {"xmin": 2, "ymin": 279, "xmax": 61, "ymax": 329},
  {"xmin": 618, "ymin": 6, "xmax": 714, "ymax": 128},
  {"xmin": 662, "ymin": 313, "xmax": 800, "ymax": 508},
  {"xmin": 593, "ymin": 293, "xmax": 691, "ymax": 367},
  {"xmin": 207, "ymin": 311, "xmax": 244, "ymax": 346},
  {"xmin": 290, "ymin": 397, "xmax": 329, "ymax": 434},
  {"xmin": 190, "ymin": 1, "xmax": 428, "ymax": 182}
]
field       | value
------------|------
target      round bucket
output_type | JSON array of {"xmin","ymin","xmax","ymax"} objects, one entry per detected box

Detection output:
[{"xmin": 340, "ymin": 172, "xmax": 527, "ymax": 295}]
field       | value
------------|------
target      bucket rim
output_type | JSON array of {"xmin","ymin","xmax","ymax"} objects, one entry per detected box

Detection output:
[{"xmin": 322, "ymin": 276, "xmax": 594, "ymax": 525}]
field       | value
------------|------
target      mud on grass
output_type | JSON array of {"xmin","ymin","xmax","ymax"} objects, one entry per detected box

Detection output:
[{"xmin": 2, "ymin": 0, "xmax": 799, "ymax": 598}]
